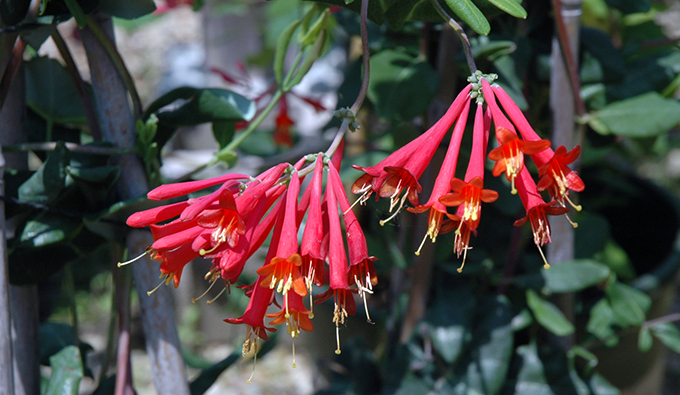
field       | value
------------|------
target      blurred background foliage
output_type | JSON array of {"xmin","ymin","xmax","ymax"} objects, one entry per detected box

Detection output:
[{"xmin": 2, "ymin": 0, "xmax": 680, "ymax": 394}]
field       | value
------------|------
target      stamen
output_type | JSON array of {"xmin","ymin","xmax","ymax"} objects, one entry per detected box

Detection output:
[
  {"xmin": 510, "ymin": 174, "xmax": 517, "ymax": 195},
  {"xmin": 565, "ymin": 194, "xmax": 582, "ymax": 211},
  {"xmin": 335, "ymin": 325, "xmax": 342, "ymax": 355},
  {"xmin": 362, "ymin": 292, "xmax": 372, "ymax": 323},
  {"xmin": 380, "ymin": 194, "xmax": 408, "ymax": 226},
  {"xmin": 247, "ymin": 350, "xmax": 257, "ymax": 384},
  {"xmin": 147, "ymin": 277, "xmax": 167, "ymax": 296},
  {"xmin": 199, "ymin": 242, "xmax": 221, "ymax": 256},
  {"xmin": 191, "ymin": 276, "xmax": 218, "ymax": 303},
  {"xmin": 457, "ymin": 246, "xmax": 468, "ymax": 273},
  {"xmin": 118, "ymin": 250, "xmax": 149, "ymax": 267},
  {"xmin": 344, "ymin": 196, "xmax": 363, "ymax": 215},
  {"xmin": 564, "ymin": 213, "xmax": 578, "ymax": 229},
  {"xmin": 292, "ymin": 339, "xmax": 297, "ymax": 368},
  {"xmin": 207, "ymin": 287, "xmax": 227, "ymax": 305},
  {"xmin": 415, "ymin": 232, "xmax": 429, "ymax": 256},
  {"xmin": 537, "ymin": 244, "xmax": 550, "ymax": 269}
]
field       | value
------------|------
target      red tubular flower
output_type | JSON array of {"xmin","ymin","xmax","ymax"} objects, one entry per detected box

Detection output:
[
  {"xmin": 317, "ymin": 165, "xmax": 357, "ymax": 354},
  {"xmin": 408, "ymin": 97, "xmax": 472, "ymax": 254},
  {"xmin": 195, "ymin": 188, "xmax": 246, "ymax": 255},
  {"xmin": 351, "ymin": 85, "xmax": 473, "ymax": 222},
  {"xmin": 537, "ymin": 145, "xmax": 585, "ymax": 211},
  {"xmin": 152, "ymin": 244, "xmax": 200, "ymax": 288},
  {"xmin": 440, "ymin": 104, "xmax": 498, "ymax": 272},
  {"xmin": 256, "ymin": 171, "xmax": 307, "ymax": 297},
  {"xmin": 329, "ymin": 160, "xmax": 377, "ymax": 322},
  {"xmin": 224, "ymin": 275, "xmax": 276, "ymax": 353},
  {"xmin": 487, "ymin": 126, "xmax": 551, "ymax": 194},
  {"xmin": 267, "ymin": 291, "xmax": 313, "ymax": 340},
  {"xmin": 514, "ymin": 167, "xmax": 569, "ymax": 269},
  {"xmin": 300, "ymin": 155, "xmax": 327, "ymax": 291}
]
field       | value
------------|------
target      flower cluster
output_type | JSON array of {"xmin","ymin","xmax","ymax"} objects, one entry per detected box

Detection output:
[
  {"xmin": 125, "ymin": 142, "xmax": 376, "ymax": 363},
  {"xmin": 352, "ymin": 71, "xmax": 584, "ymax": 270}
]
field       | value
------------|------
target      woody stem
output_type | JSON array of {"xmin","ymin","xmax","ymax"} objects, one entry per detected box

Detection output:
[{"xmin": 431, "ymin": 0, "xmax": 477, "ymax": 74}]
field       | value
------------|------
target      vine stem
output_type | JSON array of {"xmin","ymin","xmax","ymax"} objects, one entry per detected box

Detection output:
[
  {"xmin": 431, "ymin": 0, "xmax": 477, "ymax": 74},
  {"xmin": 551, "ymin": 0, "xmax": 586, "ymax": 117}
]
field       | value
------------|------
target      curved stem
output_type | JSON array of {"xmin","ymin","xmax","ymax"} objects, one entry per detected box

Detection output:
[
  {"xmin": 351, "ymin": 0, "xmax": 371, "ymax": 113},
  {"xmin": 431, "ymin": 0, "xmax": 477, "ymax": 74}
]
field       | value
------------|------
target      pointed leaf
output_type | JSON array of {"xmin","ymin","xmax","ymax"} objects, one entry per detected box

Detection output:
[
  {"xmin": 144, "ymin": 87, "xmax": 255, "ymax": 127},
  {"xmin": 212, "ymin": 121, "xmax": 236, "ymax": 150},
  {"xmin": 606, "ymin": 281, "xmax": 651, "ymax": 327},
  {"xmin": 526, "ymin": 289, "xmax": 575, "ymax": 336},
  {"xmin": 587, "ymin": 299, "xmax": 615, "ymax": 340},
  {"xmin": 651, "ymin": 322, "xmax": 680, "ymax": 354},
  {"xmin": 513, "ymin": 259, "xmax": 610, "ymax": 293},
  {"xmin": 593, "ymin": 92, "xmax": 680, "ymax": 137},
  {"xmin": 97, "ymin": 0, "xmax": 156, "ymax": 19},
  {"xmin": 443, "ymin": 0, "xmax": 490, "ymax": 35},
  {"xmin": 18, "ymin": 141, "xmax": 70, "ymax": 204},
  {"xmin": 18, "ymin": 212, "xmax": 82, "ymax": 248},
  {"xmin": 487, "ymin": 0, "xmax": 526, "ymax": 18}
]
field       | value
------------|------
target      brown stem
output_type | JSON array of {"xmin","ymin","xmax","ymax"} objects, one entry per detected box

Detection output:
[
  {"xmin": 552, "ymin": 0, "xmax": 586, "ymax": 117},
  {"xmin": 51, "ymin": 30, "xmax": 103, "ymax": 141},
  {"xmin": 112, "ymin": 247, "xmax": 135, "ymax": 395},
  {"xmin": 0, "ymin": 37, "xmax": 27, "ymax": 111}
]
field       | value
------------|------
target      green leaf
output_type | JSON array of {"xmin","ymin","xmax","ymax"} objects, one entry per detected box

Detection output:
[
  {"xmin": 18, "ymin": 212, "xmax": 82, "ymax": 248},
  {"xmin": 144, "ymin": 87, "xmax": 255, "ymax": 127},
  {"xmin": 285, "ymin": 29, "xmax": 327, "ymax": 89},
  {"xmin": 19, "ymin": 16, "xmax": 58, "ymax": 50},
  {"xmin": 84, "ymin": 196, "xmax": 163, "ymax": 242},
  {"xmin": 18, "ymin": 141, "xmax": 70, "ymax": 204},
  {"xmin": 638, "ymin": 326, "xmax": 653, "ymax": 352},
  {"xmin": 45, "ymin": 346, "xmax": 83, "ymax": 395},
  {"xmin": 513, "ymin": 259, "xmax": 611, "ymax": 293},
  {"xmin": 274, "ymin": 20, "xmax": 301, "ymax": 85},
  {"xmin": 606, "ymin": 281, "xmax": 651, "ymax": 327},
  {"xmin": 587, "ymin": 299, "xmax": 615, "ymax": 340},
  {"xmin": 650, "ymin": 322, "xmax": 680, "ymax": 354},
  {"xmin": 443, "ymin": 0, "xmax": 490, "ymax": 35},
  {"xmin": 63, "ymin": 0, "xmax": 87, "ymax": 28},
  {"xmin": 526, "ymin": 289, "xmax": 575, "ymax": 336},
  {"xmin": 503, "ymin": 343, "xmax": 552, "ymax": 394},
  {"xmin": 593, "ymin": 92, "xmax": 680, "ymax": 137},
  {"xmin": 367, "ymin": 49, "xmax": 438, "ymax": 122},
  {"xmin": 212, "ymin": 121, "xmax": 236, "ymax": 150},
  {"xmin": 424, "ymin": 286, "xmax": 476, "ymax": 363},
  {"xmin": 487, "ymin": 0, "xmax": 526, "ymax": 18},
  {"xmin": 589, "ymin": 372, "xmax": 621, "ymax": 395},
  {"xmin": 97, "ymin": 0, "xmax": 156, "ymax": 19},
  {"xmin": 25, "ymin": 57, "xmax": 87, "ymax": 126}
]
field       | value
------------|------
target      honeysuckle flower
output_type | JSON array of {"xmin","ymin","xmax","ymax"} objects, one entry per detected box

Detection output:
[
  {"xmin": 152, "ymin": 244, "xmax": 200, "ymax": 289},
  {"xmin": 351, "ymin": 84, "xmax": 473, "ymax": 223},
  {"xmin": 317, "ymin": 164, "xmax": 357, "ymax": 355},
  {"xmin": 487, "ymin": 126, "xmax": 551, "ymax": 194},
  {"xmin": 224, "ymin": 275, "xmax": 276, "ymax": 349},
  {"xmin": 439, "ymin": 103, "xmax": 498, "ymax": 271},
  {"xmin": 256, "ymin": 171, "xmax": 307, "ymax": 297},
  {"xmin": 537, "ymin": 145, "xmax": 584, "ymax": 211},
  {"xmin": 407, "ymin": 96, "xmax": 472, "ymax": 255},
  {"xmin": 329, "ymin": 160, "xmax": 377, "ymax": 321},
  {"xmin": 266, "ymin": 291, "xmax": 313, "ymax": 368},
  {"xmin": 300, "ymin": 155, "xmax": 327, "ymax": 292},
  {"xmin": 514, "ymin": 167, "xmax": 569, "ymax": 269}
]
